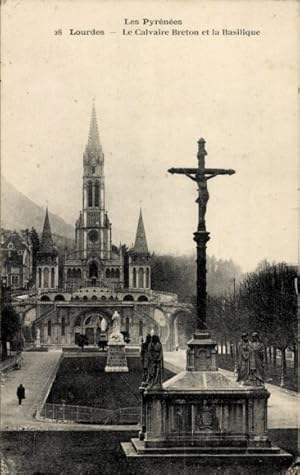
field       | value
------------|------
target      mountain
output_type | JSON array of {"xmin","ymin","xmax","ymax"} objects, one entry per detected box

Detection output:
[{"xmin": 1, "ymin": 177, "xmax": 74, "ymax": 238}]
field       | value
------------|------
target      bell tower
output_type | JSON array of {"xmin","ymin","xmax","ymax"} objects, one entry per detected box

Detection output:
[{"xmin": 75, "ymin": 103, "xmax": 112, "ymax": 268}]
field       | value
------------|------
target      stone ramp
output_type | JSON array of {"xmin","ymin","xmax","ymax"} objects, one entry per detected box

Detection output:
[{"xmin": 1, "ymin": 352, "xmax": 61, "ymax": 430}]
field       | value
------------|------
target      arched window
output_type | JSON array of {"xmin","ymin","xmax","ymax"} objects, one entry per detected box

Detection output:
[
  {"xmin": 138, "ymin": 268, "xmax": 144, "ymax": 288},
  {"xmin": 139, "ymin": 320, "xmax": 143, "ymax": 337},
  {"xmin": 61, "ymin": 316, "xmax": 65, "ymax": 336},
  {"xmin": 95, "ymin": 181, "xmax": 100, "ymax": 207},
  {"xmin": 115, "ymin": 269, "xmax": 120, "ymax": 279},
  {"xmin": 101, "ymin": 295, "xmax": 107, "ymax": 301},
  {"xmin": 77, "ymin": 269, "xmax": 81, "ymax": 279},
  {"xmin": 111, "ymin": 269, "xmax": 115, "ymax": 279},
  {"xmin": 123, "ymin": 294, "xmax": 134, "ymax": 302},
  {"xmin": 41, "ymin": 295, "xmax": 50, "ymax": 302},
  {"xmin": 133, "ymin": 268, "xmax": 137, "ymax": 288},
  {"xmin": 38, "ymin": 268, "xmax": 42, "ymax": 288},
  {"xmin": 146, "ymin": 268, "xmax": 150, "ymax": 288},
  {"xmin": 54, "ymin": 295, "xmax": 65, "ymax": 301},
  {"xmin": 92, "ymin": 295, "xmax": 97, "ymax": 300},
  {"xmin": 88, "ymin": 181, "xmax": 93, "ymax": 207},
  {"xmin": 106, "ymin": 269, "xmax": 110, "ymax": 278},
  {"xmin": 89, "ymin": 262, "xmax": 98, "ymax": 278},
  {"xmin": 51, "ymin": 268, "xmax": 55, "ymax": 288},
  {"xmin": 67, "ymin": 269, "xmax": 71, "ymax": 279},
  {"xmin": 47, "ymin": 320, "xmax": 52, "ymax": 336},
  {"xmin": 125, "ymin": 317, "xmax": 130, "ymax": 333},
  {"xmin": 83, "ymin": 296, "xmax": 88, "ymax": 301},
  {"xmin": 44, "ymin": 268, "xmax": 49, "ymax": 288},
  {"xmin": 138, "ymin": 295, "xmax": 148, "ymax": 302}
]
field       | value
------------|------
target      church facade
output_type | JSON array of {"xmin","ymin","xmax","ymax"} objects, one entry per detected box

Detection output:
[{"xmin": 31, "ymin": 105, "xmax": 191, "ymax": 349}]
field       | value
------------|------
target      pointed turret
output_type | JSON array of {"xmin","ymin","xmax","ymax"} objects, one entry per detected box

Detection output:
[
  {"xmin": 39, "ymin": 208, "xmax": 57, "ymax": 255},
  {"xmin": 36, "ymin": 208, "xmax": 59, "ymax": 290},
  {"xmin": 132, "ymin": 209, "xmax": 148, "ymax": 254},
  {"xmin": 126, "ymin": 210, "xmax": 151, "ymax": 289}
]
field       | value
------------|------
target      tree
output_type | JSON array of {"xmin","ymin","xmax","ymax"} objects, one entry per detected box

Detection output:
[
  {"xmin": 1, "ymin": 302, "xmax": 21, "ymax": 360},
  {"xmin": 151, "ymin": 253, "xmax": 242, "ymax": 303},
  {"xmin": 238, "ymin": 262, "xmax": 297, "ymax": 383},
  {"xmin": 29, "ymin": 227, "xmax": 40, "ymax": 284}
]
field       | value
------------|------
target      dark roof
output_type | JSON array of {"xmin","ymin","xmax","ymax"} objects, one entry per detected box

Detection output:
[{"xmin": 2, "ymin": 231, "xmax": 28, "ymax": 251}]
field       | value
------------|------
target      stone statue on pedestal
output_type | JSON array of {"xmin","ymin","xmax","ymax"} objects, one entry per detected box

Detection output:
[
  {"xmin": 109, "ymin": 311, "xmax": 124, "ymax": 343},
  {"xmin": 140, "ymin": 334, "xmax": 151, "ymax": 388},
  {"xmin": 249, "ymin": 332, "xmax": 265, "ymax": 386},
  {"xmin": 237, "ymin": 332, "xmax": 265, "ymax": 386},
  {"xmin": 237, "ymin": 333, "xmax": 250, "ymax": 384},
  {"xmin": 105, "ymin": 310, "xmax": 128, "ymax": 372},
  {"xmin": 112, "ymin": 311, "xmax": 121, "ymax": 333},
  {"xmin": 146, "ymin": 335, "xmax": 164, "ymax": 388}
]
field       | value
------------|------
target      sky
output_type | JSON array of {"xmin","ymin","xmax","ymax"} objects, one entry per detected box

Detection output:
[{"xmin": 1, "ymin": 0, "xmax": 298, "ymax": 271}]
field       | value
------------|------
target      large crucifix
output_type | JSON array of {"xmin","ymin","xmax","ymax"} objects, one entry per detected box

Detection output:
[{"xmin": 168, "ymin": 138, "xmax": 235, "ymax": 331}]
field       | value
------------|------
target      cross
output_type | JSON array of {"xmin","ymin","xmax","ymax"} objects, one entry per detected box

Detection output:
[{"xmin": 168, "ymin": 138, "xmax": 235, "ymax": 331}]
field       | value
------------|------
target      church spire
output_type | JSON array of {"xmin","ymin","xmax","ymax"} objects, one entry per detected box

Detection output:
[
  {"xmin": 132, "ymin": 209, "xmax": 149, "ymax": 254},
  {"xmin": 83, "ymin": 101, "xmax": 104, "ymax": 173},
  {"xmin": 39, "ymin": 208, "xmax": 57, "ymax": 255},
  {"xmin": 86, "ymin": 101, "xmax": 102, "ymax": 153}
]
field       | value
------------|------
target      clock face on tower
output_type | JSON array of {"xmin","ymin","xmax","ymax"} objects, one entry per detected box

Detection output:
[{"xmin": 88, "ymin": 230, "xmax": 99, "ymax": 243}]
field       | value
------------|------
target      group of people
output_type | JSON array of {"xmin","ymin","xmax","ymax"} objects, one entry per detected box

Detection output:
[
  {"xmin": 140, "ymin": 332, "xmax": 164, "ymax": 388},
  {"xmin": 237, "ymin": 332, "xmax": 265, "ymax": 386}
]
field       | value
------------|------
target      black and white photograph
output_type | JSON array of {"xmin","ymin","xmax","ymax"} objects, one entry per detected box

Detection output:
[{"xmin": 1, "ymin": 1, "xmax": 299, "ymax": 474}]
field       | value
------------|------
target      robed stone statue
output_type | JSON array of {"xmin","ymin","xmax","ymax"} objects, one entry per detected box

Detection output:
[
  {"xmin": 146, "ymin": 335, "xmax": 164, "ymax": 388},
  {"xmin": 140, "ymin": 334, "xmax": 152, "ymax": 388},
  {"xmin": 237, "ymin": 332, "xmax": 265, "ymax": 386},
  {"xmin": 249, "ymin": 332, "xmax": 265, "ymax": 386},
  {"xmin": 237, "ymin": 333, "xmax": 250, "ymax": 384}
]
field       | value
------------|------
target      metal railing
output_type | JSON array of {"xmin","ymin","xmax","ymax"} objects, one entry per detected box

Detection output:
[{"xmin": 40, "ymin": 403, "xmax": 140, "ymax": 425}]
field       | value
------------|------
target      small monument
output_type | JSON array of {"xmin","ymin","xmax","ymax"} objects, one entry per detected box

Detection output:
[
  {"xmin": 35, "ymin": 327, "xmax": 41, "ymax": 348},
  {"xmin": 104, "ymin": 310, "xmax": 128, "ymax": 372},
  {"xmin": 122, "ymin": 138, "xmax": 292, "ymax": 474}
]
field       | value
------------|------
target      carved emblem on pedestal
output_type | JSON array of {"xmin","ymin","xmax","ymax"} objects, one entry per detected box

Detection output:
[{"xmin": 195, "ymin": 403, "xmax": 219, "ymax": 431}]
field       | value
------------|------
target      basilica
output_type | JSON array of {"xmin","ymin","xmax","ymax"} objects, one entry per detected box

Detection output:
[{"xmin": 27, "ymin": 105, "xmax": 191, "ymax": 349}]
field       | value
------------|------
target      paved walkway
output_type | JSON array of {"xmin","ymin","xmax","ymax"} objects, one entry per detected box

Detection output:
[
  {"xmin": 1, "ymin": 351, "xmax": 298, "ymax": 431},
  {"xmin": 164, "ymin": 350, "xmax": 300, "ymax": 429},
  {"xmin": 1, "ymin": 352, "xmax": 61, "ymax": 430}
]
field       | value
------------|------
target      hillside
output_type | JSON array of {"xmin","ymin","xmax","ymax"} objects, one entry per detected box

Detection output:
[{"xmin": 1, "ymin": 177, "xmax": 74, "ymax": 238}]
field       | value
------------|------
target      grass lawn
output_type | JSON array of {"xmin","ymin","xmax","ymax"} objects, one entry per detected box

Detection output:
[
  {"xmin": 47, "ymin": 356, "xmax": 174, "ymax": 410},
  {"xmin": 0, "ymin": 431, "xmax": 135, "ymax": 475},
  {"xmin": 1, "ymin": 430, "xmax": 297, "ymax": 475}
]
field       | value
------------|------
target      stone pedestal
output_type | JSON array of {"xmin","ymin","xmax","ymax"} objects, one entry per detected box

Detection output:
[
  {"xmin": 104, "ymin": 340, "xmax": 128, "ymax": 373},
  {"xmin": 122, "ymin": 331, "xmax": 292, "ymax": 474}
]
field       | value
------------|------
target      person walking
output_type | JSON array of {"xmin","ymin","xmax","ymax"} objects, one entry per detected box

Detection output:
[{"xmin": 17, "ymin": 384, "xmax": 25, "ymax": 405}]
